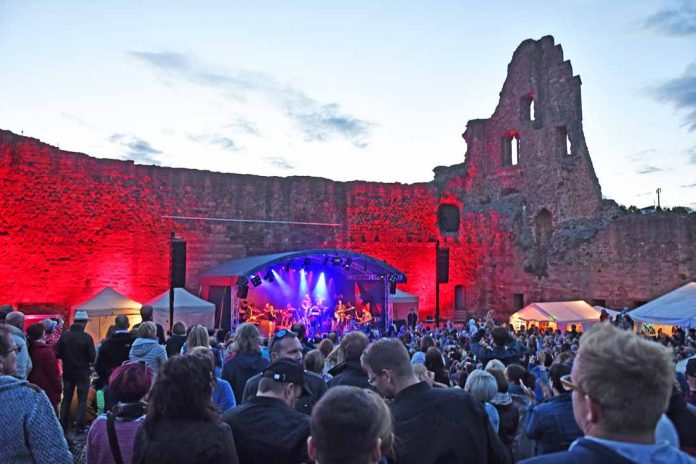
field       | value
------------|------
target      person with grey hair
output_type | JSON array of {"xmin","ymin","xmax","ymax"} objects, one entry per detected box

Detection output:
[
  {"xmin": 56, "ymin": 310, "xmax": 96, "ymax": 434},
  {"xmin": 5, "ymin": 311, "xmax": 32, "ymax": 380},
  {"xmin": 520, "ymin": 323, "xmax": 695, "ymax": 463},
  {"xmin": 129, "ymin": 321, "xmax": 168, "ymax": 380},
  {"xmin": 465, "ymin": 369, "xmax": 501, "ymax": 433}
]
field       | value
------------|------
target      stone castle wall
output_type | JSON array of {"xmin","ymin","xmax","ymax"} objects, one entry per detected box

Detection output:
[{"xmin": 1, "ymin": 36, "xmax": 694, "ymax": 319}]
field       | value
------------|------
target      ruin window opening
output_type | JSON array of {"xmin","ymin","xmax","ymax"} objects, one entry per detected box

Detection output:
[
  {"xmin": 591, "ymin": 299, "xmax": 607, "ymax": 307},
  {"xmin": 513, "ymin": 293, "xmax": 524, "ymax": 310},
  {"xmin": 557, "ymin": 126, "xmax": 571, "ymax": 156},
  {"xmin": 501, "ymin": 131, "xmax": 520, "ymax": 167},
  {"xmin": 534, "ymin": 209, "xmax": 553, "ymax": 248},
  {"xmin": 437, "ymin": 204, "xmax": 460, "ymax": 233},
  {"xmin": 454, "ymin": 285, "xmax": 466, "ymax": 311},
  {"xmin": 520, "ymin": 95, "xmax": 536, "ymax": 122}
]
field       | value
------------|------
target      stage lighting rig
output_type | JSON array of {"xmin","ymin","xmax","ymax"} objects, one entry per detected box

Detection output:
[{"xmin": 249, "ymin": 274, "xmax": 262, "ymax": 287}]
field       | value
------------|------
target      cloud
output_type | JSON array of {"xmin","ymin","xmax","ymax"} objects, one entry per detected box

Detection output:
[
  {"xmin": 129, "ymin": 51, "xmax": 374, "ymax": 147},
  {"xmin": 628, "ymin": 148, "xmax": 657, "ymax": 163},
  {"xmin": 643, "ymin": 1, "xmax": 696, "ymax": 36},
  {"xmin": 637, "ymin": 165, "xmax": 664, "ymax": 174},
  {"xmin": 109, "ymin": 133, "xmax": 161, "ymax": 164},
  {"xmin": 651, "ymin": 62, "xmax": 696, "ymax": 131},
  {"xmin": 264, "ymin": 156, "xmax": 294, "ymax": 170},
  {"xmin": 189, "ymin": 133, "xmax": 240, "ymax": 152},
  {"xmin": 688, "ymin": 146, "xmax": 696, "ymax": 164},
  {"xmin": 61, "ymin": 112, "xmax": 89, "ymax": 127},
  {"xmin": 225, "ymin": 118, "xmax": 260, "ymax": 136},
  {"xmin": 680, "ymin": 182, "xmax": 696, "ymax": 188}
]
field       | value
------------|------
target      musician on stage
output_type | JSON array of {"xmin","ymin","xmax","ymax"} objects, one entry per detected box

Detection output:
[{"xmin": 357, "ymin": 305, "xmax": 373, "ymax": 326}]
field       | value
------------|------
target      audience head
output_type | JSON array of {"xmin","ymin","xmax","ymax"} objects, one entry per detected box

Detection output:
[
  {"xmin": 188, "ymin": 346, "xmax": 217, "ymax": 380},
  {"xmin": 328, "ymin": 332, "xmax": 339, "ymax": 344},
  {"xmin": 172, "ymin": 321, "xmax": 187, "ymax": 336},
  {"xmin": 464, "ymin": 369, "xmax": 498, "ymax": 403},
  {"xmin": 109, "ymin": 361, "xmax": 152, "ymax": 403},
  {"xmin": 137, "ymin": 321, "xmax": 157, "ymax": 340},
  {"xmin": 145, "ymin": 355, "xmax": 218, "ymax": 430},
  {"xmin": 484, "ymin": 359, "xmax": 505, "ymax": 373},
  {"xmin": 486, "ymin": 367, "xmax": 508, "ymax": 393},
  {"xmin": 361, "ymin": 338, "xmax": 415, "ymax": 398},
  {"xmin": 140, "ymin": 305, "xmax": 154, "ymax": 322},
  {"xmin": 5, "ymin": 311, "xmax": 25, "ymax": 330},
  {"xmin": 270, "ymin": 329, "xmax": 303, "ymax": 363},
  {"xmin": 233, "ymin": 323, "xmax": 262, "ymax": 353},
  {"xmin": 340, "ymin": 331, "xmax": 369, "ymax": 362},
  {"xmin": 317, "ymin": 338, "xmax": 334, "ymax": 358},
  {"xmin": 258, "ymin": 359, "xmax": 305, "ymax": 409},
  {"xmin": 114, "ymin": 314, "xmax": 130, "ymax": 331},
  {"xmin": 26, "ymin": 323, "xmax": 45, "ymax": 344},
  {"xmin": 187, "ymin": 325, "xmax": 210, "ymax": 349},
  {"xmin": 549, "ymin": 362, "xmax": 572, "ymax": 394},
  {"xmin": 570, "ymin": 322, "xmax": 674, "ymax": 438},
  {"xmin": 0, "ymin": 305, "xmax": 13, "ymax": 323},
  {"xmin": 308, "ymin": 386, "xmax": 393, "ymax": 464},
  {"xmin": 420, "ymin": 335, "xmax": 435, "ymax": 352},
  {"xmin": 424, "ymin": 347, "xmax": 446, "ymax": 373},
  {"xmin": 291, "ymin": 323, "xmax": 307, "ymax": 340},
  {"xmin": 491, "ymin": 327, "xmax": 510, "ymax": 346},
  {"xmin": 0, "ymin": 326, "xmax": 17, "ymax": 375},
  {"xmin": 304, "ymin": 349, "xmax": 325, "ymax": 374},
  {"xmin": 505, "ymin": 363, "xmax": 527, "ymax": 385}
]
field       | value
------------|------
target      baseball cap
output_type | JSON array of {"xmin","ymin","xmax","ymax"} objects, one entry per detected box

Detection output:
[
  {"xmin": 74, "ymin": 310, "xmax": 89, "ymax": 322},
  {"xmin": 42, "ymin": 318, "xmax": 57, "ymax": 331},
  {"xmin": 261, "ymin": 359, "xmax": 306, "ymax": 389}
]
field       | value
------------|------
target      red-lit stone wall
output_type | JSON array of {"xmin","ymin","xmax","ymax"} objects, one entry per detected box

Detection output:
[{"xmin": 1, "ymin": 36, "xmax": 694, "ymax": 321}]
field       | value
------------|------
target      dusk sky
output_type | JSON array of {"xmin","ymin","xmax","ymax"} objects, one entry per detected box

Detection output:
[{"xmin": 1, "ymin": 0, "xmax": 694, "ymax": 209}]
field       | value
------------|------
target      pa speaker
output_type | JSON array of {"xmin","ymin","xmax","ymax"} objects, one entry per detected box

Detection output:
[
  {"xmin": 236, "ymin": 285, "xmax": 249, "ymax": 299},
  {"xmin": 389, "ymin": 281, "xmax": 397, "ymax": 294},
  {"xmin": 171, "ymin": 240, "xmax": 187, "ymax": 288}
]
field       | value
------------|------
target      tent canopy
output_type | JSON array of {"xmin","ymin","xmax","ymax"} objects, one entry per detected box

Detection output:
[
  {"xmin": 630, "ymin": 282, "xmax": 696, "ymax": 328},
  {"xmin": 146, "ymin": 288, "xmax": 216, "ymax": 329},
  {"xmin": 390, "ymin": 289, "xmax": 419, "ymax": 303},
  {"xmin": 74, "ymin": 287, "xmax": 142, "ymax": 315},
  {"xmin": 510, "ymin": 300, "xmax": 601, "ymax": 327},
  {"xmin": 200, "ymin": 248, "xmax": 406, "ymax": 286}
]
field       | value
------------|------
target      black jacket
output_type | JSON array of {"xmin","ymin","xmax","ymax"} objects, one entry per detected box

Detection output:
[
  {"xmin": 221, "ymin": 351, "xmax": 270, "ymax": 404},
  {"xmin": 471, "ymin": 329, "xmax": 523, "ymax": 366},
  {"xmin": 243, "ymin": 369, "xmax": 327, "ymax": 415},
  {"xmin": 327, "ymin": 359, "xmax": 370, "ymax": 389},
  {"xmin": 222, "ymin": 395, "xmax": 310, "ymax": 464},
  {"xmin": 56, "ymin": 324, "xmax": 96, "ymax": 381},
  {"xmin": 391, "ymin": 381, "xmax": 512, "ymax": 464},
  {"xmin": 94, "ymin": 331, "xmax": 135, "ymax": 382},
  {"xmin": 133, "ymin": 418, "xmax": 238, "ymax": 464},
  {"xmin": 165, "ymin": 334, "xmax": 187, "ymax": 358}
]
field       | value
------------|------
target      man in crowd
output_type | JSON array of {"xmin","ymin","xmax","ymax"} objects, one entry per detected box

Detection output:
[
  {"xmin": 132, "ymin": 305, "xmax": 165, "ymax": 344},
  {"xmin": 94, "ymin": 314, "xmax": 135, "ymax": 411},
  {"xmin": 521, "ymin": 322, "xmax": 695, "ymax": 463},
  {"xmin": 5, "ymin": 311, "xmax": 32, "ymax": 379},
  {"xmin": 407, "ymin": 308, "xmax": 418, "ymax": 331},
  {"xmin": 472, "ymin": 326, "xmax": 523, "ymax": 366},
  {"xmin": 361, "ymin": 338, "xmax": 511, "ymax": 464},
  {"xmin": 308, "ymin": 386, "xmax": 392, "ymax": 464},
  {"xmin": 242, "ymin": 329, "xmax": 326, "ymax": 414},
  {"xmin": 56, "ymin": 310, "xmax": 95, "ymax": 434},
  {"xmin": 327, "ymin": 331, "xmax": 370, "ymax": 389},
  {"xmin": 223, "ymin": 358, "xmax": 310, "ymax": 464},
  {"xmin": 0, "ymin": 304, "xmax": 14, "ymax": 323}
]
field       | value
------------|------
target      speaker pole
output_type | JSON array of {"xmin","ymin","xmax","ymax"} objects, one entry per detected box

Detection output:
[
  {"xmin": 169, "ymin": 232, "xmax": 175, "ymax": 332},
  {"xmin": 435, "ymin": 240, "xmax": 440, "ymax": 328}
]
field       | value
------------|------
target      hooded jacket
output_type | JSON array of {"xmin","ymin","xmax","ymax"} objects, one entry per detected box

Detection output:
[
  {"xmin": 221, "ymin": 351, "xmax": 270, "ymax": 404},
  {"xmin": 95, "ymin": 331, "xmax": 135, "ymax": 381},
  {"xmin": 7, "ymin": 323, "xmax": 32, "ymax": 379},
  {"xmin": 0, "ymin": 375, "xmax": 73, "ymax": 463},
  {"xmin": 129, "ymin": 337, "xmax": 168, "ymax": 378},
  {"xmin": 28, "ymin": 340, "xmax": 62, "ymax": 407},
  {"xmin": 56, "ymin": 323, "xmax": 96, "ymax": 381}
]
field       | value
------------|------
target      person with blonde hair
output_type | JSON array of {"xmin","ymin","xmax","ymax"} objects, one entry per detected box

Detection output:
[
  {"xmin": 129, "ymin": 321, "xmax": 168, "ymax": 380},
  {"xmin": 520, "ymin": 322, "xmax": 694, "ymax": 463},
  {"xmin": 221, "ymin": 323, "xmax": 269, "ymax": 404}
]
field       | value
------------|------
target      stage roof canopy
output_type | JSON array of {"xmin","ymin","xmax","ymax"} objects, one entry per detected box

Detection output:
[
  {"xmin": 630, "ymin": 282, "xmax": 696, "ymax": 328},
  {"xmin": 200, "ymin": 248, "xmax": 406, "ymax": 286}
]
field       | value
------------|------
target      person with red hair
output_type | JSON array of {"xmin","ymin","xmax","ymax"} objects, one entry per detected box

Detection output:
[{"xmin": 86, "ymin": 361, "xmax": 152, "ymax": 464}]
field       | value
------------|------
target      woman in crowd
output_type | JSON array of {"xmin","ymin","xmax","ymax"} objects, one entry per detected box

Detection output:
[
  {"xmin": 424, "ymin": 346, "xmax": 451, "ymax": 386},
  {"xmin": 86, "ymin": 361, "xmax": 152, "ymax": 464},
  {"xmin": 464, "ymin": 369, "xmax": 500, "ymax": 433},
  {"xmin": 0, "ymin": 326, "xmax": 73, "ymax": 463},
  {"xmin": 165, "ymin": 321, "xmax": 187, "ymax": 358},
  {"xmin": 487, "ymin": 367, "xmax": 519, "ymax": 454},
  {"xmin": 189, "ymin": 346, "xmax": 236, "ymax": 413},
  {"xmin": 129, "ymin": 321, "xmax": 168, "ymax": 381},
  {"xmin": 133, "ymin": 355, "xmax": 239, "ymax": 463},
  {"xmin": 26, "ymin": 322, "xmax": 62, "ymax": 411},
  {"xmin": 220, "ymin": 323, "xmax": 269, "ymax": 404}
]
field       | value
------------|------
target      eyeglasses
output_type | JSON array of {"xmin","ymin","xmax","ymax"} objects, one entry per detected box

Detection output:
[
  {"xmin": 367, "ymin": 369, "xmax": 388, "ymax": 386},
  {"xmin": 560, "ymin": 374, "xmax": 589, "ymax": 397},
  {"xmin": 3, "ymin": 345, "xmax": 21, "ymax": 355}
]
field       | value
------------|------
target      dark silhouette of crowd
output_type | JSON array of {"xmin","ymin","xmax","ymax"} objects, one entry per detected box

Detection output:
[{"xmin": 1, "ymin": 302, "xmax": 695, "ymax": 463}]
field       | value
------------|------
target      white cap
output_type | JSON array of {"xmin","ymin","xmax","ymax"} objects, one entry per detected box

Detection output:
[{"xmin": 74, "ymin": 310, "xmax": 89, "ymax": 321}]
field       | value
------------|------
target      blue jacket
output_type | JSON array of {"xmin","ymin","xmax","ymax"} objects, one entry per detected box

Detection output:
[
  {"xmin": 520, "ymin": 437, "xmax": 696, "ymax": 464},
  {"xmin": 213, "ymin": 377, "xmax": 236, "ymax": 413},
  {"xmin": 0, "ymin": 375, "xmax": 73, "ymax": 463},
  {"xmin": 525, "ymin": 392, "xmax": 583, "ymax": 455},
  {"xmin": 471, "ymin": 329, "xmax": 523, "ymax": 366}
]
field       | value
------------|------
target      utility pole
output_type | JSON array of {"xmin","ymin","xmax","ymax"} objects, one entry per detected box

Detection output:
[{"xmin": 656, "ymin": 188, "xmax": 662, "ymax": 209}]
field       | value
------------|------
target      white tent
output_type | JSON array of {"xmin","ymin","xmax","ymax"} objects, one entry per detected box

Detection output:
[
  {"xmin": 388, "ymin": 289, "xmax": 419, "ymax": 321},
  {"xmin": 509, "ymin": 300, "xmax": 601, "ymax": 331},
  {"xmin": 73, "ymin": 287, "xmax": 142, "ymax": 342},
  {"xmin": 146, "ymin": 288, "xmax": 216, "ymax": 329},
  {"xmin": 630, "ymin": 282, "xmax": 696, "ymax": 329}
]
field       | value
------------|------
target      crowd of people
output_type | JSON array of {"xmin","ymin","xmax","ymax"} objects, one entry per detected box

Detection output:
[{"xmin": 0, "ymin": 302, "xmax": 695, "ymax": 463}]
